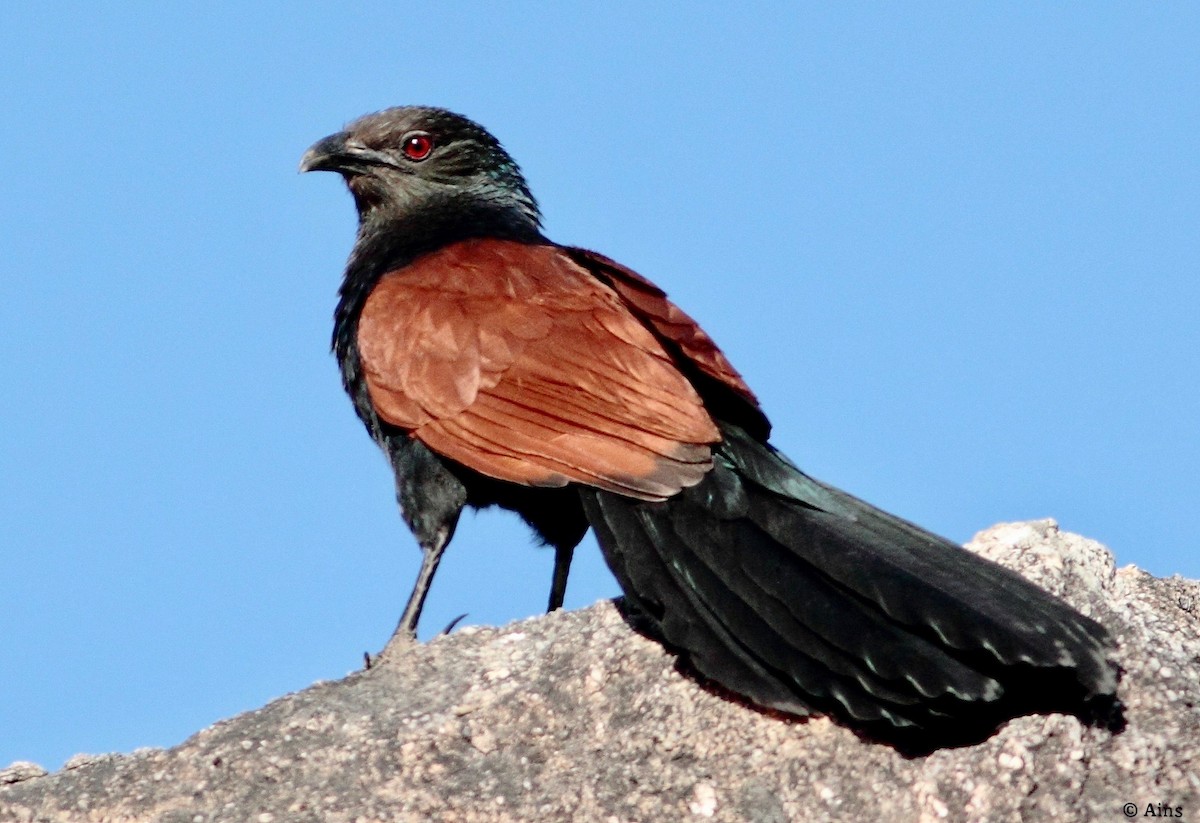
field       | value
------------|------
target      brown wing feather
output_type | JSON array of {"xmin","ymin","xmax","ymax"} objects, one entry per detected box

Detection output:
[
  {"xmin": 566, "ymin": 247, "xmax": 761, "ymax": 409},
  {"xmin": 357, "ymin": 239, "xmax": 720, "ymax": 501}
]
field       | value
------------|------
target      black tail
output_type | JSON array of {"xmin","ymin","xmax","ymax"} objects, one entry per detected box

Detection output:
[{"xmin": 581, "ymin": 425, "xmax": 1121, "ymax": 752}]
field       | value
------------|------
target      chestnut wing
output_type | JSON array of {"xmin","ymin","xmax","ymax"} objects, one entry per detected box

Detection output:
[
  {"xmin": 566, "ymin": 247, "xmax": 770, "ymax": 439},
  {"xmin": 357, "ymin": 239, "xmax": 720, "ymax": 501}
]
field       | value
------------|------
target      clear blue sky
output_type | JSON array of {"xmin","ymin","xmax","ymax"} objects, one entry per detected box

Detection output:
[{"xmin": 3, "ymin": 4, "xmax": 1197, "ymax": 770}]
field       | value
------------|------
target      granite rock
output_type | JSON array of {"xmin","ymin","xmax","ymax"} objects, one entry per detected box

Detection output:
[{"xmin": 3, "ymin": 521, "xmax": 1197, "ymax": 822}]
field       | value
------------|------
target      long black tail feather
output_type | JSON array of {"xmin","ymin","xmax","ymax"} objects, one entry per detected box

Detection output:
[{"xmin": 581, "ymin": 425, "xmax": 1122, "ymax": 752}]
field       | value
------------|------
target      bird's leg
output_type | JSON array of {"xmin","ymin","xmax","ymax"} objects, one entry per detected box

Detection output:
[
  {"xmin": 547, "ymin": 541, "xmax": 575, "ymax": 612},
  {"xmin": 382, "ymin": 529, "xmax": 451, "ymax": 657},
  {"xmin": 379, "ymin": 437, "xmax": 467, "ymax": 659},
  {"xmin": 516, "ymin": 490, "xmax": 587, "ymax": 613}
]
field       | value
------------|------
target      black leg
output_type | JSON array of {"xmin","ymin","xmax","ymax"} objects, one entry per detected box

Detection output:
[
  {"xmin": 547, "ymin": 541, "xmax": 574, "ymax": 612},
  {"xmin": 383, "ymin": 528, "xmax": 451, "ymax": 656},
  {"xmin": 382, "ymin": 437, "xmax": 467, "ymax": 656}
]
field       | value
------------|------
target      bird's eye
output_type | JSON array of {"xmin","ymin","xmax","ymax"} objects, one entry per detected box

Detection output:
[{"xmin": 401, "ymin": 132, "xmax": 434, "ymax": 161}]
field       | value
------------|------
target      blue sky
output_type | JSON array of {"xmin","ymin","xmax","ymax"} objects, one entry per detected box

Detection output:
[{"xmin": 2, "ymin": 4, "xmax": 1197, "ymax": 770}]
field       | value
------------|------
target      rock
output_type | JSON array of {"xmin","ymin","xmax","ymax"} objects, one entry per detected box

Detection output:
[
  {"xmin": 3, "ymin": 521, "xmax": 1198, "ymax": 822},
  {"xmin": 0, "ymin": 764, "xmax": 47, "ymax": 786}
]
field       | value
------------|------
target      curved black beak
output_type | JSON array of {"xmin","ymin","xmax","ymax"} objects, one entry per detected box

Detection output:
[{"xmin": 299, "ymin": 131, "xmax": 352, "ymax": 173}]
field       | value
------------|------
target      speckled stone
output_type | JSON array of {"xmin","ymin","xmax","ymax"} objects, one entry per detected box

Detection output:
[{"xmin": 2, "ymin": 521, "xmax": 1197, "ymax": 822}]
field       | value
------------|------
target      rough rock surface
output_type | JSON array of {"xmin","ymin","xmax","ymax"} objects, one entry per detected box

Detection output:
[{"xmin": 3, "ymin": 520, "xmax": 1198, "ymax": 822}]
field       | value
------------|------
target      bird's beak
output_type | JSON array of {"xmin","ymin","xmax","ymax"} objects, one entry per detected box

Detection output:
[{"xmin": 299, "ymin": 131, "xmax": 352, "ymax": 173}]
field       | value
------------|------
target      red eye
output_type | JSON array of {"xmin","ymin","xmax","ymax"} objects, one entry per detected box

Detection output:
[{"xmin": 401, "ymin": 132, "xmax": 433, "ymax": 161}]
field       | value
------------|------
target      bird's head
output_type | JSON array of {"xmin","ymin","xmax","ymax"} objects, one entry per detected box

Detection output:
[{"xmin": 300, "ymin": 106, "xmax": 541, "ymax": 238}]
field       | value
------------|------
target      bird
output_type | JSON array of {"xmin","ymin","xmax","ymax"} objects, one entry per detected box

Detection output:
[{"xmin": 299, "ymin": 105, "xmax": 1121, "ymax": 751}]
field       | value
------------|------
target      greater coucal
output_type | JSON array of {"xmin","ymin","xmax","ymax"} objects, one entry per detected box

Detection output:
[{"xmin": 300, "ymin": 106, "xmax": 1120, "ymax": 749}]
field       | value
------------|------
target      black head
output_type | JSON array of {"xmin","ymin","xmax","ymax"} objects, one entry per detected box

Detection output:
[{"xmin": 301, "ymin": 106, "xmax": 541, "ymax": 237}]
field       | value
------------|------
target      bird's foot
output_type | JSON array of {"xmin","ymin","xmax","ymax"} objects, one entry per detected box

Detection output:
[
  {"xmin": 439, "ymin": 613, "xmax": 468, "ymax": 636},
  {"xmin": 376, "ymin": 625, "xmax": 420, "ymax": 663}
]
